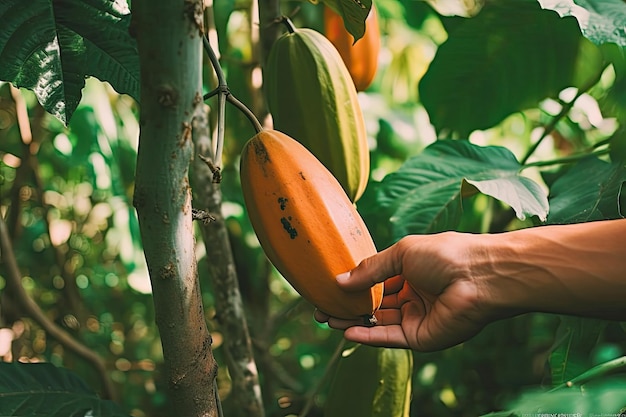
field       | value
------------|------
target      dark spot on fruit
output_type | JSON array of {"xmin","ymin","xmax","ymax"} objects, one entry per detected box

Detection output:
[
  {"xmin": 252, "ymin": 139, "xmax": 269, "ymax": 163},
  {"xmin": 299, "ymin": 171, "xmax": 306, "ymax": 180},
  {"xmin": 278, "ymin": 197, "xmax": 288, "ymax": 210},
  {"xmin": 280, "ymin": 217, "xmax": 298, "ymax": 239}
]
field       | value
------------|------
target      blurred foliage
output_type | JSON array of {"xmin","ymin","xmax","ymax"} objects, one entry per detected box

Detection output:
[
  {"xmin": 0, "ymin": 0, "xmax": 626, "ymax": 416},
  {"xmin": 0, "ymin": 362, "xmax": 130, "ymax": 416}
]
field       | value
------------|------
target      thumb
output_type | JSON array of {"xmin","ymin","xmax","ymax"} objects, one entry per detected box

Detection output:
[{"xmin": 336, "ymin": 242, "xmax": 404, "ymax": 291}]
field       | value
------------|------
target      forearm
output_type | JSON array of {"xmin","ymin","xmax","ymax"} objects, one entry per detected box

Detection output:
[{"xmin": 483, "ymin": 219, "xmax": 626, "ymax": 320}]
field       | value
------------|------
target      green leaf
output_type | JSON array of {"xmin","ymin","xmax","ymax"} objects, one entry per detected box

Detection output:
[
  {"xmin": 546, "ymin": 156, "xmax": 626, "ymax": 224},
  {"xmin": 324, "ymin": 344, "xmax": 413, "ymax": 417},
  {"xmin": 377, "ymin": 140, "xmax": 549, "ymax": 238},
  {"xmin": 0, "ymin": 362, "xmax": 131, "ymax": 416},
  {"xmin": 0, "ymin": 0, "xmax": 139, "ymax": 125},
  {"xmin": 322, "ymin": 0, "xmax": 372, "ymax": 41},
  {"xmin": 549, "ymin": 316, "xmax": 607, "ymax": 386},
  {"xmin": 419, "ymin": 0, "xmax": 603, "ymax": 136},
  {"xmin": 538, "ymin": 0, "xmax": 626, "ymax": 47},
  {"xmin": 498, "ymin": 378, "xmax": 626, "ymax": 416}
]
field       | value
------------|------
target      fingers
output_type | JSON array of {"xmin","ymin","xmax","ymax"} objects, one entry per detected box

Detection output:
[
  {"xmin": 336, "ymin": 240, "xmax": 407, "ymax": 292},
  {"xmin": 313, "ymin": 309, "xmax": 330, "ymax": 323},
  {"xmin": 317, "ymin": 308, "xmax": 403, "ymax": 330},
  {"xmin": 383, "ymin": 275, "xmax": 405, "ymax": 294},
  {"xmin": 315, "ymin": 307, "xmax": 411, "ymax": 349},
  {"xmin": 314, "ymin": 277, "xmax": 411, "ymax": 325},
  {"xmin": 343, "ymin": 324, "xmax": 410, "ymax": 349}
]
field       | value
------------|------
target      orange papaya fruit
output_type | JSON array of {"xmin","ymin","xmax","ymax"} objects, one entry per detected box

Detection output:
[
  {"xmin": 324, "ymin": 5, "xmax": 380, "ymax": 92},
  {"xmin": 240, "ymin": 129, "xmax": 383, "ymax": 321}
]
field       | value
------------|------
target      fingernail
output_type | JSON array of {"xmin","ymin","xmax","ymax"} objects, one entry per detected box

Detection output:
[{"xmin": 336, "ymin": 271, "xmax": 350, "ymax": 284}]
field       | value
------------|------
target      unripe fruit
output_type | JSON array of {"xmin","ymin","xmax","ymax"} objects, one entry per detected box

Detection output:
[{"xmin": 265, "ymin": 21, "xmax": 370, "ymax": 202}]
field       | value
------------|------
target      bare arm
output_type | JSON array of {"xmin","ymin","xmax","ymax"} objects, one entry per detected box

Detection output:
[
  {"xmin": 315, "ymin": 219, "xmax": 626, "ymax": 351},
  {"xmin": 485, "ymin": 218, "xmax": 626, "ymax": 319}
]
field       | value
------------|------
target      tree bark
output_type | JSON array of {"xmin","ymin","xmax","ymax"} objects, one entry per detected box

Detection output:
[
  {"xmin": 132, "ymin": 1, "xmax": 218, "ymax": 415},
  {"xmin": 191, "ymin": 106, "xmax": 265, "ymax": 417}
]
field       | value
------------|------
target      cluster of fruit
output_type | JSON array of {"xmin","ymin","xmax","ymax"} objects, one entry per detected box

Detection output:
[{"xmin": 240, "ymin": 6, "xmax": 382, "ymax": 321}]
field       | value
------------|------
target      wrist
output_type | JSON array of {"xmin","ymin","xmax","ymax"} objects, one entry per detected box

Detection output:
[{"xmin": 474, "ymin": 232, "xmax": 533, "ymax": 320}]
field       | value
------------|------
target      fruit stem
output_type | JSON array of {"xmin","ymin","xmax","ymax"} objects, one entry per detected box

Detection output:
[
  {"xmin": 202, "ymin": 34, "xmax": 264, "ymax": 181},
  {"xmin": 277, "ymin": 15, "xmax": 297, "ymax": 34}
]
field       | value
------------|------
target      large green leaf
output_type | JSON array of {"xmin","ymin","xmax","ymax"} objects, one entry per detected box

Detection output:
[
  {"xmin": 0, "ymin": 0, "xmax": 139, "ymax": 124},
  {"xmin": 322, "ymin": 0, "xmax": 372, "ymax": 41},
  {"xmin": 0, "ymin": 362, "xmax": 131, "ymax": 416},
  {"xmin": 419, "ymin": 0, "xmax": 603, "ymax": 136},
  {"xmin": 481, "ymin": 377, "xmax": 626, "ymax": 417},
  {"xmin": 549, "ymin": 316, "xmax": 607, "ymax": 386},
  {"xmin": 546, "ymin": 156, "xmax": 626, "ymax": 224},
  {"xmin": 538, "ymin": 0, "xmax": 626, "ymax": 47},
  {"xmin": 377, "ymin": 139, "xmax": 549, "ymax": 238}
]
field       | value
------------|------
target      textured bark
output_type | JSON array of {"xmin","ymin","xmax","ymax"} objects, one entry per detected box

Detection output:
[
  {"xmin": 132, "ymin": 1, "xmax": 218, "ymax": 416},
  {"xmin": 191, "ymin": 106, "xmax": 265, "ymax": 417}
]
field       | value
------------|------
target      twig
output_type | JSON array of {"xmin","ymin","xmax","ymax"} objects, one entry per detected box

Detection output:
[
  {"xmin": 191, "ymin": 102, "xmax": 265, "ymax": 417},
  {"xmin": 251, "ymin": 338, "xmax": 305, "ymax": 393},
  {"xmin": 8, "ymin": 86, "xmax": 88, "ymax": 326},
  {"xmin": 0, "ymin": 214, "xmax": 116, "ymax": 400},
  {"xmin": 521, "ymin": 64, "xmax": 609, "ymax": 165},
  {"xmin": 201, "ymin": 35, "xmax": 263, "ymax": 183},
  {"xmin": 299, "ymin": 338, "xmax": 347, "ymax": 417},
  {"xmin": 192, "ymin": 207, "xmax": 217, "ymax": 224},
  {"xmin": 550, "ymin": 356, "xmax": 626, "ymax": 391},
  {"xmin": 522, "ymin": 148, "xmax": 610, "ymax": 169}
]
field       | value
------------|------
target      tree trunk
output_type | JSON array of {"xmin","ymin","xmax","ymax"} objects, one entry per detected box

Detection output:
[
  {"xmin": 132, "ymin": 1, "xmax": 218, "ymax": 415},
  {"xmin": 191, "ymin": 105, "xmax": 265, "ymax": 417}
]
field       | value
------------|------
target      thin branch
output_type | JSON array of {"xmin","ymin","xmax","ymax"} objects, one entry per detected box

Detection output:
[
  {"xmin": 0, "ymin": 214, "xmax": 116, "ymax": 400},
  {"xmin": 251, "ymin": 338, "xmax": 304, "ymax": 393},
  {"xmin": 8, "ymin": 86, "xmax": 88, "ymax": 326},
  {"xmin": 201, "ymin": 35, "xmax": 263, "ymax": 184},
  {"xmin": 191, "ymin": 104, "xmax": 264, "ymax": 417},
  {"xmin": 521, "ymin": 64, "xmax": 609, "ymax": 165},
  {"xmin": 226, "ymin": 94, "xmax": 263, "ymax": 133},
  {"xmin": 522, "ymin": 148, "xmax": 610, "ymax": 169},
  {"xmin": 521, "ymin": 98, "xmax": 576, "ymax": 165},
  {"xmin": 299, "ymin": 338, "xmax": 347, "ymax": 417},
  {"xmin": 550, "ymin": 356, "xmax": 626, "ymax": 391}
]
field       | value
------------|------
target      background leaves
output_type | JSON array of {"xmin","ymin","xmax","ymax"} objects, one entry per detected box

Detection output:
[
  {"xmin": 1, "ymin": 0, "xmax": 626, "ymax": 416},
  {"xmin": 419, "ymin": 0, "xmax": 604, "ymax": 136},
  {"xmin": 375, "ymin": 139, "xmax": 548, "ymax": 239},
  {"xmin": 0, "ymin": 0, "xmax": 139, "ymax": 124},
  {"xmin": 0, "ymin": 362, "xmax": 131, "ymax": 417},
  {"xmin": 539, "ymin": 0, "xmax": 626, "ymax": 48},
  {"xmin": 547, "ymin": 156, "xmax": 626, "ymax": 224}
]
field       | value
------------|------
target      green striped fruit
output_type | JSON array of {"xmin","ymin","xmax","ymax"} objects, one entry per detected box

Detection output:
[
  {"xmin": 324, "ymin": 344, "xmax": 413, "ymax": 417},
  {"xmin": 265, "ymin": 20, "xmax": 369, "ymax": 202}
]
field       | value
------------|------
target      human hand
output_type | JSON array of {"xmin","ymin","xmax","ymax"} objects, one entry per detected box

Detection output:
[{"xmin": 315, "ymin": 232, "xmax": 496, "ymax": 351}]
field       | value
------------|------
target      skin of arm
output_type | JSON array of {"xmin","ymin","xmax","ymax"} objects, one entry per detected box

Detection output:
[{"xmin": 314, "ymin": 218, "xmax": 626, "ymax": 352}]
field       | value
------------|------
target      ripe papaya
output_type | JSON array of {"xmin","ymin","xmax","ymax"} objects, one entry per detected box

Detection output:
[
  {"xmin": 324, "ymin": 5, "xmax": 380, "ymax": 92},
  {"xmin": 265, "ymin": 19, "xmax": 369, "ymax": 203},
  {"xmin": 239, "ymin": 129, "xmax": 383, "ymax": 321}
]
